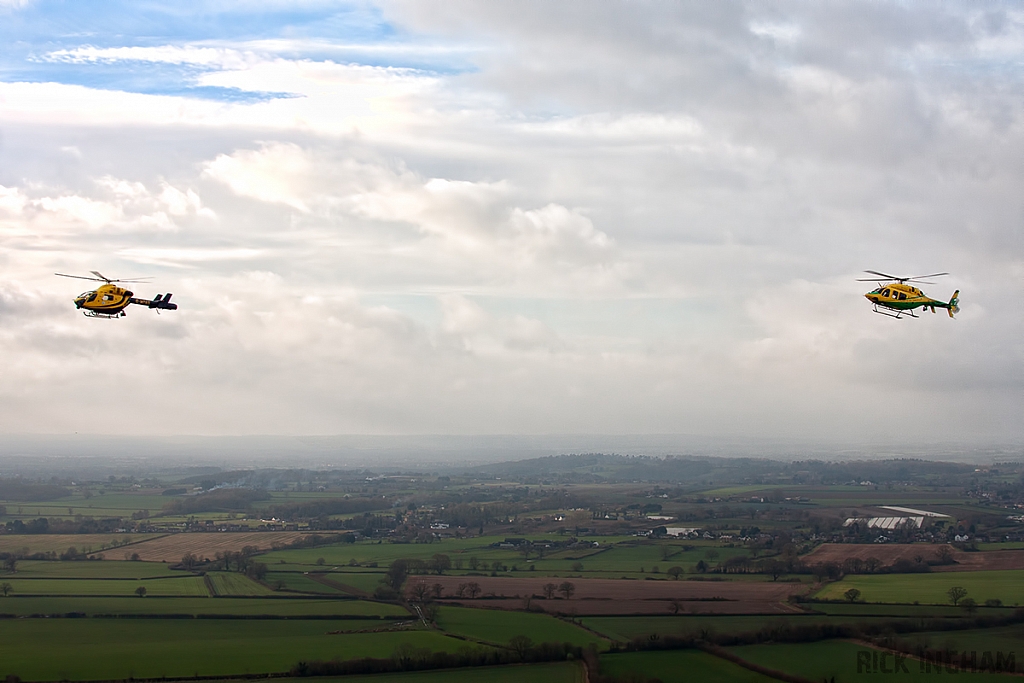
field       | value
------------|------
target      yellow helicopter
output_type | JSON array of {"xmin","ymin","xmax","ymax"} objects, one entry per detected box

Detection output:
[
  {"xmin": 55, "ymin": 271, "xmax": 178, "ymax": 318},
  {"xmin": 859, "ymin": 270, "xmax": 959, "ymax": 319}
]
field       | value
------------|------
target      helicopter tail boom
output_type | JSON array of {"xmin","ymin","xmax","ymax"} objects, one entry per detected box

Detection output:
[{"xmin": 129, "ymin": 293, "xmax": 178, "ymax": 311}]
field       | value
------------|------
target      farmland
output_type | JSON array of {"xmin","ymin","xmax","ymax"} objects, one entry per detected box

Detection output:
[
  {"xmin": 814, "ymin": 569, "xmax": 1024, "ymax": 605},
  {"xmin": 1, "ymin": 453, "xmax": 1023, "ymax": 682},
  {"xmin": 434, "ymin": 605, "xmax": 606, "ymax": 648},
  {"xmin": 600, "ymin": 650, "xmax": 777, "ymax": 683}
]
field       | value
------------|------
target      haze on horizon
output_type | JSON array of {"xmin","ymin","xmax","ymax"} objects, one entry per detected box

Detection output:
[{"xmin": 0, "ymin": 1, "xmax": 1021, "ymax": 446}]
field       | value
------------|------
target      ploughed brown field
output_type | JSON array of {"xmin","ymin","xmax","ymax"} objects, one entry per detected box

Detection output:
[
  {"xmin": 802, "ymin": 544, "xmax": 1024, "ymax": 572},
  {"xmin": 125, "ymin": 531, "xmax": 327, "ymax": 562},
  {"xmin": 407, "ymin": 576, "xmax": 809, "ymax": 615}
]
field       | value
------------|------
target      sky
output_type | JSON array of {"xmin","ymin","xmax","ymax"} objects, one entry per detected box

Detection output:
[{"xmin": 0, "ymin": 1, "xmax": 1021, "ymax": 445}]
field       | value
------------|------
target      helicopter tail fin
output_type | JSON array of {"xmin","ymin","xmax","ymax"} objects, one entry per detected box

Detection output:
[{"xmin": 948, "ymin": 290, "xmax": 960, "ymax": 318}]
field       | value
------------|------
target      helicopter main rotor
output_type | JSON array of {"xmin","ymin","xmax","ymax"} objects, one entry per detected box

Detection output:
[
  {"xmin": 55, "ymin": 272, "xmax": 152, "ymax": 284},
  {"xmin": 857, "ymin": 270, "xmax": 949, "ymax": 285}
]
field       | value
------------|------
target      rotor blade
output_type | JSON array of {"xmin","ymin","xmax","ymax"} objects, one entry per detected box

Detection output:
[
  {"xmin": 90, "ymin": 271, "xmax": 112, "ymax": 282},
  {"xmin": 864, "ymin": 270, "xmax": 901, "ymax": 280},
  {"xmin": 55, "ymin": 272, "xmax": 103, "ymax": 281},
  {"xmin": 907, "ymin": 272, "xmax": 948, "ymax": 280},
  {"xmin": 856, "ymin": 278, "xmax": 889, "ymax": 281}
]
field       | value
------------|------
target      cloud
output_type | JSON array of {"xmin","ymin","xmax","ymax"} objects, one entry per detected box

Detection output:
[{"xmin": 0, "ymin": 2, "xmax": 1021, "ymax": 443}]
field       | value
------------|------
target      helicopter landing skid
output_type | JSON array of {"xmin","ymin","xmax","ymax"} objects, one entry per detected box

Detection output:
[
  {"xmin": 83, "ymin": 311, "xmax": 125, "ymax": 319},
  {"xmin": 872, "ymin": 305, "xmax": 917, "ymax": 319}
]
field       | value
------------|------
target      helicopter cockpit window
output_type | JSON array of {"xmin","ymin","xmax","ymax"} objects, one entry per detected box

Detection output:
[
  {"xmin": 86, "ymin": 292, "xmax": 98, "ymax": 302},
  {"xmin": 881, "ymin": 289, "xmax": 890, "ymax": 297}
]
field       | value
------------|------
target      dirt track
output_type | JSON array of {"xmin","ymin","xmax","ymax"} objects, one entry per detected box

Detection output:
[{"xmin": 406, "ymin": 575, "xmax": 809, "ymax": 615}]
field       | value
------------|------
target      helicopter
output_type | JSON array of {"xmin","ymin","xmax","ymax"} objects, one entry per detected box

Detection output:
[
  {"xmin": 55, "ymin": 271, "xmax": 178, "ymax": 318},
  {"xmin": 859, "ymin": 270, "xmax": 959, "ymax": 319}
]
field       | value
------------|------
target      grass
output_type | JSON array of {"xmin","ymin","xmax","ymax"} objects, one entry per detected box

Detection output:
[
  {"xmin": 264, "ymin": 661, "xmax": 584, "ymax": 683},
  {"xmin": 0, "ymin": 596, "xmax": 410, "ymax": 617},
  {"xmin": 435, "ymin": 606, "xmax": 606, "ymax": 649},
  {"xmin": 1, "ymin": 576, "xmax": 210, "ymax": 596},
  {"xmin": 809, "ymin": 602, "xmax": 1010, "ymax": 618},
  {"xmin": 894, "ymin": 624, "xmax": 1024, "ymax": 662},
  {"xmin": 814, "ymin": 570, "xmax": 1024, "ymax": 606},
  {"xmin": 581, "ymin": 614, "xmax": 909, "ymax": 642},
  {"xmin": 0, "ymin": 534, "xmax": 160, "ymax": 555},
  {"xmin": 11, "ymin": 560, "xmax": 182, "ymax": 579},
  {"xmin": 0, "ymin": 620, "xmax": 472, "ymax": 681},
  {"xmin": 729, "ymin": 639, "xmax": 1020, "ymax": 682},
  {"xmin": 600, "ymin": 650, "xmax": 777, "ymax": 683},
  {"xmin": 265, "ymin": 572, "xmax": 349, "ymax": 594},
  {"xmin": 207, "ymin": 572, "xmax": 274, "ymax": 596}
]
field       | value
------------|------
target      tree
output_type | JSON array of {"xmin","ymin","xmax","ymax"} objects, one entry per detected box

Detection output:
[
  {"xmin": 558, "ymin": 581, "xmax": 576, "ymax": 599},
  {"xmin": 704, "ymin": 549, "xmax": 719, "ymax": 563},
  {"xmin": 135, "ymin": 586, "xmax": 147, "ymax": 598},
  {"xmin": 960, "ymin": 597, "xmax": 978, "ymax": 615},
  {"xmin": 431, "ymin": 554, "xmax": 451, "ymax": 575},
  {"xmin": 385, "ymin": 560, "xmax": 410, "ymax": 590},
  {"xmin": 667, "ymin": 566, "xmax": 683, "ymax": 580},
  {"xmin": 0, "ymin": 582, "xmax": 12, "ymax": 597},
  {"xmin": 542, "ymin": 582, "xmax": 558, "ymax": 599},
  {"xmin": 468, "ymin": 556, "xmax": 480, "ymax": 571},
  {"xmin": 695, "ymin": 560, "xmax": 708, "ymax": 573},
  {"xmin": 316, "ymin": 557, "xmax": 326, "ymax": 566},
  {"xmin": 508, "ymin": 635, "xmax": 533, "ymax": 661},
  {"xmin": 947, "ymin": 586, "xmax": 968, "ymax": 606},
  {"xmin": 410, "ymin": 582, "xmax": 430, "ymax": 601},
  {"xmin": 936, "ymin": 546, "xmax": 955, "ymax": 565},
  {"xmin": 431, "ymin": 583, "xmax": 444, "ymax": 599},
  {"xmin": 465, "ymin": 581, "xmax": 482, "ymax": 599},
  {"xmin": 570, "ymin": 561, "xmax": 584, "ymax": 573},
  {"xmin": 660, "ymin": 545, "xmax": 674, "ymax": 561},
  {"xmin": 455, "ymin": 583, "xmax": 468, "ymax": 598},
  {"xmin": 3, "ymin": 557, "xmax": 15, "ymax": 574},
  {"xmin": 180, "ymin": 552, "xmax": 198, "ymax": 571},
  {"xmin": 669, "ymin": 599, "xmax": 683, "ymax": 614},
  {"xmin": 844, "ymin": 588, "xmax": 862, "ymax": 603}
]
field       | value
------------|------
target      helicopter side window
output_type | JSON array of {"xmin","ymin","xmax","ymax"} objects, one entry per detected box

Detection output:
[
  {"xmin": 881, "ymin": 289, "xmax": 890, "ymax": 297},
  {"xmin": 897, "ymin": 292, "xmax": 907, "ymax": 300}
]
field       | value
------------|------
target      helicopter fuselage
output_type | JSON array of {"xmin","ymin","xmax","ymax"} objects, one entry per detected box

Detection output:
[
  {"xmin": 74, "ymin": 283, "xmax": 176, "ymax": 318},
  {"xmin": 864, "ymin": 283, "xmax": 958, "ymax": 318}
]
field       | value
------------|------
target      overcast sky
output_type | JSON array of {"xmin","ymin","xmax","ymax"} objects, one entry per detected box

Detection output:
[{"xmin": 0, "ymin": 1, "xmax": 1021, "ymax": 445}]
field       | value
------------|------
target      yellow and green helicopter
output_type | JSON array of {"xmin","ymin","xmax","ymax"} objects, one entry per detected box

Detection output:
[
  {"xmin": 860, "ymin": 270, "xmax": 959, "ymax": 319},
  {"xmin": 56, "ymin": 271, "xmax": 177, "ymax": 318}
]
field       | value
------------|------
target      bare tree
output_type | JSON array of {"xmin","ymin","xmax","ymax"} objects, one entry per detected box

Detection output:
[
  {"xmin": 455, "ymin": 583, "xmax": 468, "ymax": 598},
  {"xmin": 947, "ymin": 586, "xmax": 968, "ymax": 606},
  {"xmin": 542, "ymin": 583, "xmax": 558, "ymax": 599},
  {"xmin": 0, "ymin": 582, "xmax": 12, "ymax": 597},
  {"xmin": 508, "ymin": 635, "xmax": 533, "ymax": 661},
  {"xmin": 410, "ymin": 582, "xmax": 430, "ymax": 601},
  {"xmin": 558, "ymin": 581, "xmax": 576, "ymax": 599},
  {"xmin": 669, "ymin": 599, "xmax": 683, "ymax": 614},
  {"xmin": 431, "ymin": 583, "xmax": 444, "ymax": 599},
  {"xmin": 465, "ymin": 581, "xmax": 482, "ymax": 599}
]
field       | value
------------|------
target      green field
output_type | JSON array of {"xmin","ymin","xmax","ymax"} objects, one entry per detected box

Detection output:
[
  {"xmin": 600, "ymin": 650, "xmax": 776, "ymax": 683},
  {"xmin": 12, "ymin": 560, "xmax": 182, "ymax": 579},
  {"xmin": 1, "ymin": 576, "xmax": 210, "ymax": 596},
  {"xmin": 895, "ymin": 624, "xmax": 1024, "ymax": 665},
  {"xmin": 262, "ymin": 661, "xmax": 584, "ymax": 683},
  {"xmin": 435, "ymin": 606, "xmax": 606, "ymax": 648},
  {"xmin": 814, "ymin": 570, "xmax": 1024, "ymax": 606},
  {"xmin": 207, "ymin": 572, "xmax": 274, "ymax": 596},
  {"xmin": 0, "ymin": 620, "xmax": 473, "ymax": 681},
  {"xmin": 0, "ymin": 534, "xmax": 158, "ymax": 555},
  {"xmin": 0, "ymin": 596, "xmax": 409, "ymax": 617},
  {"xmin": 730, "ymin": 640, "xmax": 1020, "ymax": 682},
  {"xmin": 266, "ymin": 571, "xmax": 349, "ymax": 594},
  {"xmin": 582, "ymin": 614, "xmax": 907, "ymax": 642}
]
